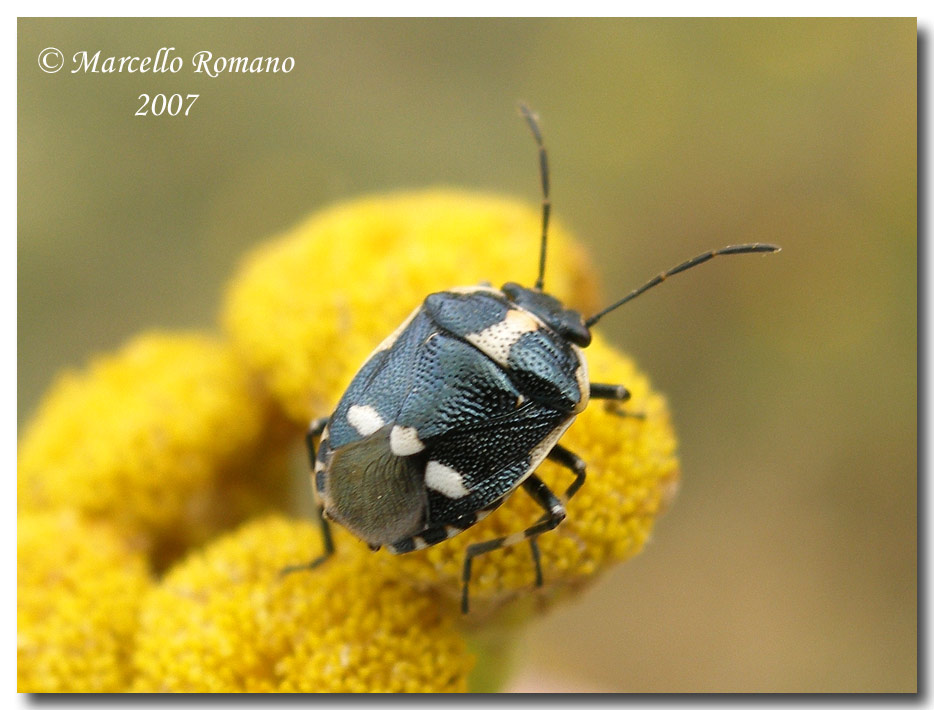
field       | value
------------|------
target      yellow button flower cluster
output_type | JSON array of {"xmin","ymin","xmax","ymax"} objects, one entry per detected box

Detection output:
[
  {"xmin": 18, "ymin": 511, "xmax": 150, "ymax": 692},
  {"xmin": 18, "ymin": 190, "xmax": 679, "ymax": 692},
  {"xmin": 17, "ymin": 332, "xmax": 281, "ymax": 564},
  {"xmin": 132, "ymin": 516, "xmax": 473, "ymax": 692}
]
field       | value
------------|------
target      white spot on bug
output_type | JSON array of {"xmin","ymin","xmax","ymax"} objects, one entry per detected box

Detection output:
[
  {"xmin": 425, "ymin": 460, "xmax": 471, "ymax": 499},
  {"xmin": 346, "ymin": 404, "xmax": 385, "ymax": 437},
  {"xmin": 412, "ymin": 537, "xmax": 429, "ymax": 551},
  {"xmin": 572, "ymin": 345, "xmax": 590, "ymax": 413},
  {"xmin": 465, "ymin": 308, "xmax": 541, "ymax": 366},
  {"xmin": 390, "ymin": 425, "xmax": 426, "ymax": 456}
]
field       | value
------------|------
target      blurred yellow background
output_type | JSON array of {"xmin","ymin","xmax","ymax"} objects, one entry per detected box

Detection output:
[{"xmin": 18, "ymin": 18, "xmax": 915, "ymax": 692}]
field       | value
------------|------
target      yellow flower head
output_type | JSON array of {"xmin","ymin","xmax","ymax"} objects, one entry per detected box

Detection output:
[
  {"xmin": 18, "ymin": 511, "xmax": 151, "ymax": 692},
  {"xmin": 19, "ymin": 189, "xmax": 682, "ymax": 692},
  {"xmin": 222, "ymin": 190, "xmax": 602, "ymax": 424},
  {"xmin": 222, "ymin": 189, "xmax": 679, "ymax": 618},
  {"xmin": 18, "ymin": 332, "xmax": 278, "ymax": 559},
  {"xmin": 132, "ymin": 515, "xmax": 474, "ymax": 692}
]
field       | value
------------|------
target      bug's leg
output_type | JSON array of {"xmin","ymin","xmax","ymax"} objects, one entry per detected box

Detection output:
[
  {"xmin": 280, "ymin": 505, "xmax": 334, "ymax": 577},
  {"xmin": 461, "ymin": 473, "xmax": 565, "ymax": 613},
  {"xmin": 590, "ymin": 382, "xmax": 646, "ymax": 419},
  {"xmin": 610, "ymin": 409, "xmax": 647, "ymax": 420},
  {"xmin": 519, "ymin": 445, "xmax": 589, "ymax": 587},
  {"xmin": 529, "ymin": 538, "xmax": 544, "ymax": 587},
  {"xmin": 304, "ymin": 416, "xmax": 328, "ymax": 466},
  {"xmin": 547, "ymin": 442, "xmax": 587, "ymax": 502},
  {"xmin": 590, "ymin": 382, "xmax": 631, "ymax": 401},
  {"xmin": 280, "ymin": 418, "xmax": 334, "ymax": 577}
]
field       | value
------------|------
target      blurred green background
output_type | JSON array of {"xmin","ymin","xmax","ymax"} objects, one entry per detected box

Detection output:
[{"xmin": 18, "ymin": 18, "xmax": 916, "ymax": 692}]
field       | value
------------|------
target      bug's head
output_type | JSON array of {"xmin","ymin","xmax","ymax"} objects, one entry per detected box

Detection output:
[{"xmin": 501, "ymin": 281, "xmax": 591, "ymax": 347}]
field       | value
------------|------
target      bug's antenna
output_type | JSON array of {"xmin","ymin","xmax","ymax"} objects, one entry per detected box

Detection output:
[
  {"xmin": 519, "ymin": 102, "xmax": 550, "ymax": 291},
  {"xmin": 585, "ymin": 243, "xmax": 781, "ymax": 328}
]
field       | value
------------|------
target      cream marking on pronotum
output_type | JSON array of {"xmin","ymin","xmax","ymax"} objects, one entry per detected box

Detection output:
[{"xmin": 465, "ymin": 308, "xmax": 541, "ymax": 367}]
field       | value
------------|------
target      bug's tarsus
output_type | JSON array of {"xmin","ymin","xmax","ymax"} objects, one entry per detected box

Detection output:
[
  {"xmin": 461, "ymin": 540, "xmax": 493, "ymax": 613},
  {"xmin": 314, "ymin": 503, "xmax": 336, "ymax": 556},
  {"xmin": 519, "ymin": 102, "xmax": 551, "ymax": 292},
  {"xmin": 281, "ymin": 418, "xmax": 335, "ymax": 578},
  {"xmin": 590, "ymin": 382, "xmax": 631, "ymax": 402},
  {"xmin": 606, "ymin": 405, "xmax": 647, "ymax": 421},
  {"xmin": 585, "ymin": 243, "xmax": 782, "ymax": 328},
  {"xmin": 279, "ymin": 527, "xmax": 332, "ymax": 577},
  {"xmin": 461, "ymin": 473, "xmax": 566, "ymax": 613},
  {"xmin": 279, "ymin": 504, "xmax": 334, "ymax": 577},
  {"xmin": 529, "ymin": 538, "xmax": 544, "ymax": 587},
  {"xmin": 590, "ymin": 382, "xmax": 646, "ymax": 419}
]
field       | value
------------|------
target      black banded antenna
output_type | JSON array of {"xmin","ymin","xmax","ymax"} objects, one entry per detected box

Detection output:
[
  {"xmin": 585, "ymin": 243, "xmax": 781, "ymax": 328},
  {"xmin": 519, "ymin": 102, "xmax": 551, "ymax": 291}
]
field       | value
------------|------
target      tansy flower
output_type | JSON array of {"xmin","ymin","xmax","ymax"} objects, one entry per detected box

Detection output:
[
  {"xmin": 18, "ymin": 511, "xmax": 151, "ymax": 692},
  {"xmin": 131, "ymin": 515, "xmax": 474, "ymax": 692},
  {"xmin": 17, "ymin": 332, "xmax": 282, "ymax": 562},
  {"xmin": 19, "ymin": 189, "xmax": 682, "ymax": 693},
  {"xmin": 221, "ymin": 190, "xmax": 680, "ymax": 618}
]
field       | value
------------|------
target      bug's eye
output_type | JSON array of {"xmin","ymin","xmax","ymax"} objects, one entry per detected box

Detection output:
[
  {"xmin": 501, "ymin": 282, "xmax": 522, "ymax": 300},
  {"xmin": 559, "ymin": 314, "xmax": 592, "ymax": 347}
]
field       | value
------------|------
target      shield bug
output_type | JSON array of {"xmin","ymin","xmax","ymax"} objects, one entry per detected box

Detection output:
[{"xmin": 286, "ymin": 105, "xmax": 779, "ymax": 612}]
